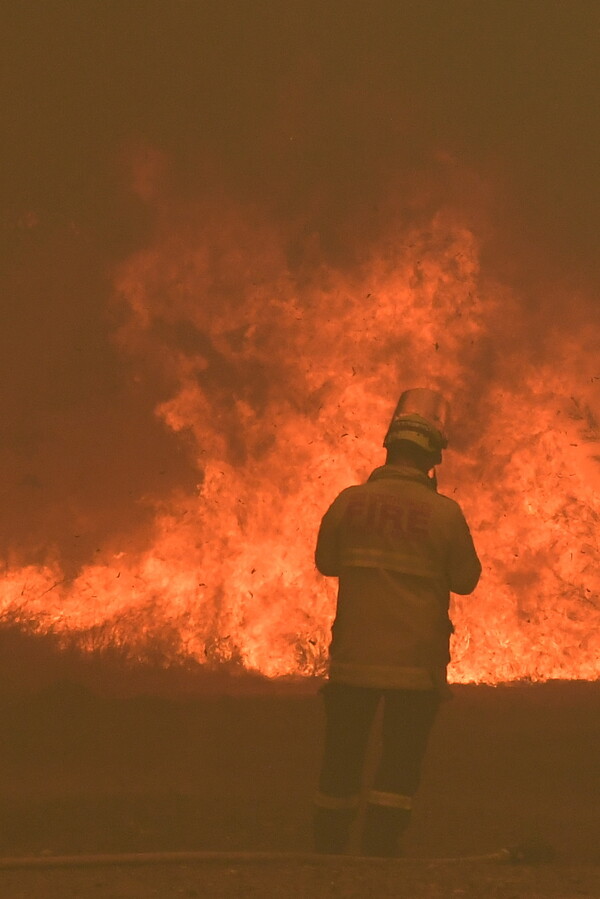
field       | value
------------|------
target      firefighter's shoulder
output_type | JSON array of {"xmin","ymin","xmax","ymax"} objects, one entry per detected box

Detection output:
[{"xmin": 431, "ymin": 490, "xmax": 471, "ymax": 523}]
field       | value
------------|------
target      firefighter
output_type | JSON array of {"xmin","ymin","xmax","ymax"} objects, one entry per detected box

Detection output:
[{"xmin": 313, "ymin": 388, "xmax": 481, "ymax": 857}]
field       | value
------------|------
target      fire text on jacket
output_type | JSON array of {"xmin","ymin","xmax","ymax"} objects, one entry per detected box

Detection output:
[{"xmin": 345, "ymin": 494, "xmax": 431, "ymax": 541}]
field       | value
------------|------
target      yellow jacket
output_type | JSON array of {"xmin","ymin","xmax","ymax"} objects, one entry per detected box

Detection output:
[{"xmin": 315, "ymin": 464, "xmax": 481, "ymax": 693}]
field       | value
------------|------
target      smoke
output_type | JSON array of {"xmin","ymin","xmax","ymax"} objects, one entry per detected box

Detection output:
[{"xmin": 1, "ymin": 0, "xmax": 599, "ymax": 578}]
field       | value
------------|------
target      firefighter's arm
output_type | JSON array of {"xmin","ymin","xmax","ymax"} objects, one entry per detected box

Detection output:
[
  {"xmin": 314, "ymin": 495, "xmax": 345, "ymax": 577},
  {"xmin": 447, "ymin": 506, "xmax": 481, "ymax": 595}
]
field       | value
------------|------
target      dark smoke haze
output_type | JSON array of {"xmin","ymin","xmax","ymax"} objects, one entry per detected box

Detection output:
[{"xmin": 1, "ymin": 0, "xmax": 599, "ymax": 572}]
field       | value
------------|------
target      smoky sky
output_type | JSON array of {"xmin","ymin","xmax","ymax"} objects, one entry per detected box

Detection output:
[{"xmin": 1, "ymin": 0, "xmax": 599, "ymax": 572}]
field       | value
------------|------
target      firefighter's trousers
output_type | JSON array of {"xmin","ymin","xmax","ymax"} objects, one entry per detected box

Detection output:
[{"xmin": 313, "ymin": 681, "xmax": 439, "ymax": 856}]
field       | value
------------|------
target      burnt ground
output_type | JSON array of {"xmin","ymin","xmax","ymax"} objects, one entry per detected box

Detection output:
[{"xmin": 0, "ymin": 669, "xmax": 598, "ymax": 898}]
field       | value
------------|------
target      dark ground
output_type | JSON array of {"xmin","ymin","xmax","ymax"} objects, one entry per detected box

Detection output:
[{"xmin": 0, "ymin": 671, "xmax": 598, "ymax": 897}]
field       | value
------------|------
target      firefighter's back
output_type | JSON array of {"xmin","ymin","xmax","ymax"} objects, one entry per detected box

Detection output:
[{"xmin": 317, "ymin": 463, "xmax": 480, "ymax": 691}]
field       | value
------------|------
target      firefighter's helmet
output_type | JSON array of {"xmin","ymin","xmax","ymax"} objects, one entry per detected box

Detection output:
[{"xmin": 383, "ymin": 388, "xmax": 449, "ymax": 464}]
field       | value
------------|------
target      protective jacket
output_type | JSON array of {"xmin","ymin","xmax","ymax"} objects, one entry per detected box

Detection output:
[{"xmin": 315, "ymin": 464, "xmax": 481, "ymax": 693}]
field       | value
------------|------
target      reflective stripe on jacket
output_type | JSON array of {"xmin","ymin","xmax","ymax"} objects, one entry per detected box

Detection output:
[{"xmin": 315, "ymin": 464, "xmax": 481, "ymax": 692}]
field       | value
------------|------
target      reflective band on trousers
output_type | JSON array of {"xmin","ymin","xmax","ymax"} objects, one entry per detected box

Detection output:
[
  {"xmin": 367, "ymin": 790, "xmax": 413, "ymax": 810},
  {"xmin": 313, "ymin": 792, "xmax": 360, "ymax": 810}
]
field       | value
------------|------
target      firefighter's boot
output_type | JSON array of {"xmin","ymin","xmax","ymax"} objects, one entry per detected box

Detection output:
[
  {"xmin": 312, "ymin": 806, "xmax": 356, "ymax": 854},
  {"xmin": 361, "ymin": 803, "xmax": 411, "ymax": 857}
]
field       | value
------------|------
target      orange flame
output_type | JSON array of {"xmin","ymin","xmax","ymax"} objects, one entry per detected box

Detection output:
[{"xmin": 2, "ymin": 191, "xmax": 599, "ymax": 685}]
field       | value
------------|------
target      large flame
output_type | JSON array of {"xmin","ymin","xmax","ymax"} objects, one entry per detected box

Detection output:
[{"xmin": 2, "ymin": 186, "xmax": 599, "ymax": 684}]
